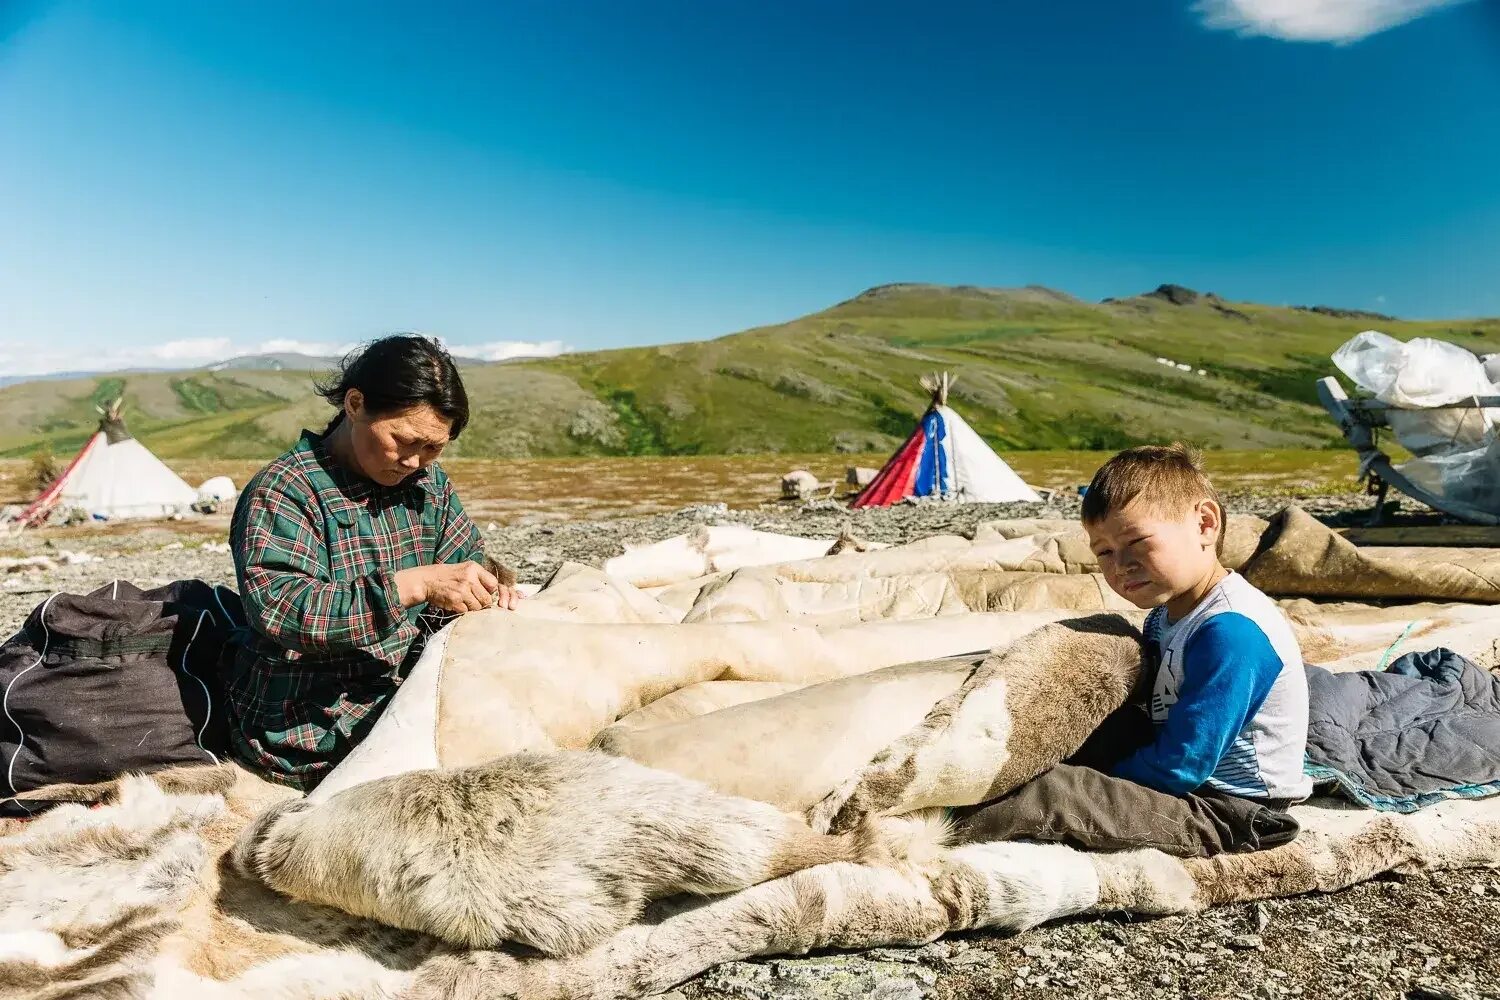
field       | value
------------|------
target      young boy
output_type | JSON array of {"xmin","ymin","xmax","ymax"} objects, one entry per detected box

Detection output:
[{"xmin": 953, "ymin": 443, "xmax": 1312, "ymax": 857}]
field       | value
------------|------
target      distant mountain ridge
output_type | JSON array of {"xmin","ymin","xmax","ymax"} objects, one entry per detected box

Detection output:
[
  {"xmin": 0, "ymin": 366, "xmax": 181, "ymax": 389},
  {"xmin": 2, "ymin": 283, "xmax": 1496, "ymax": 460},
  {"xmin": 0, "ymin": 348, "xmax": 508, "ymax": 390},
  {"xmin": 205, "ymin": 352, "xmax": 344, "ymax": 373},
  {"xmin": 0, "ymin": 353, "xmax": 338, "ymax": 390}
]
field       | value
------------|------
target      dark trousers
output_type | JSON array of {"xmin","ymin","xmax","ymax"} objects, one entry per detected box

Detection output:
[{"xmin": 950, "ymin": 707, "xmax": 1300, "ymax": 858}]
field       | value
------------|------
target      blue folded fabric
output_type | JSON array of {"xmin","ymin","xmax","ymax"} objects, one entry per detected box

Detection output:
[{"xmin": 1304, "ymin": 648, "xmax": 1500, "ymax": 813}]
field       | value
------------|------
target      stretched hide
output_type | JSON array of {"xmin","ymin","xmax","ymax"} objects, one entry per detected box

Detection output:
[
  {"xmin": 602, "ymin": 525, "xmax": 854, "ymax": 588},
  {"xmin": 1282, "ymin": 601, "xmax": 1500, "ymax": 673},
  {"xmin": 597, "ymin": 616, "xmax": 1144, "ymax": 821},
  {"xmin": 314, "ymin": 610, "xmax": 1073, "ymax": 800},
  {"xmin": 686, "ymin": 563, "xmax": 1133, "ymax": 623},
  {"xmin": 970, "ymin": 517, "xmax": 1081, "ymax": 542},
  {"xmin": 602, "ymin": 680, "xmax": 806, "ymax": 731},
  {"xmin": 675, "ymin": 508, "xmax": 1500, "ymax": 625},
  {"xmin": 518, "ymin": 562, "xmax": 684, "ymax": 623},
  {"xmin": 594, "ymin": 656, "xmax": 981, "ymax": 811},
  {"xmin": 1243, "ymin": 507, "xmax": 1500, "ymax": 603},
  {"xmin": 971, "ymin": 515, "xmax": 1269, "ymax": 573},
  {"xmin": 680, "ymin": 532, "xmax": 1130, "ymax": 624},
  {"xmin": 810, "ymin": 614, "xmax": 1144, "ymax": 833},
  {"xmin": 314, "ymin": 598, "xmax": 1500, "ymax": 812},
  {"xmin": 234, "ymin": 752, "xmax": 880, "ymax": 958}
]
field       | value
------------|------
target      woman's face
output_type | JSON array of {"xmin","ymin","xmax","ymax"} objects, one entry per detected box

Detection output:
[{"xmin": 343, "ymin": 391, "xmax": 453, "ymax": 486}]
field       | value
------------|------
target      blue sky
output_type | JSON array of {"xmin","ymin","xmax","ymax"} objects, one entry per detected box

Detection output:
[{"xmin": 2, "ymin": 0, "xmax": 1498, "ymax": 375}]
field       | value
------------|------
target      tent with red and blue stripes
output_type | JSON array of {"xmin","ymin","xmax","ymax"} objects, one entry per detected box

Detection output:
[{"xmin": 852, "ymin": 373, "xmax": 1041, "ymax": 508}]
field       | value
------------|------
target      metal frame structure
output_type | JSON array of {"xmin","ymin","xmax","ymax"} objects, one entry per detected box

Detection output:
[{"xmin": 1316, "ymin": 376, "xmax": 1500, "ymax": 526}]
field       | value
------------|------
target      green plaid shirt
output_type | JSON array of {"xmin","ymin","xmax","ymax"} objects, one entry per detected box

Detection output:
[{"xmin": 227, "ymin": 430, "xmax": 482, "ymax": 790}]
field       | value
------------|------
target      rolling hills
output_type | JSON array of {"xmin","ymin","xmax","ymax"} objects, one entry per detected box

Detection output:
[{"xmin": 3, "ymin": 283, "xmax": 1497, "ymax": 460}]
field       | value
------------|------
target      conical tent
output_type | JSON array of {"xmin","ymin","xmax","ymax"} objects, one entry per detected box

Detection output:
[
  {"xmin": 851, "ymin": 373, "xmax": 1041, "ymax": 508},
  {"xmin": 19, "ymin": 398, "xmax": 199, "ymax": 525}
]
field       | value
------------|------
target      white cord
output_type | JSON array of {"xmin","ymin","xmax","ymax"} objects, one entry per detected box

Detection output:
[
  {"xmin": 178, "ymin": 610, "xmax": 219, "ymax": 764},
  {"xmin": 211, "ymin": 584, "xmax": 241, "ymax": 627},
  {"xmin": 3, "ymin": 592, "xmax": 60, "ymax": 800}
]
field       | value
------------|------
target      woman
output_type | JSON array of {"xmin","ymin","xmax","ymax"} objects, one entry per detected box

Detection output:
[{"xmin": 228, "ymin": 335, "xmax": 520, "ymax": 790}]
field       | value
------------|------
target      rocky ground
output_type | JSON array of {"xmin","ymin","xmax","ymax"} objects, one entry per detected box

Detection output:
[{"xmin": 2, "ymin": 490, "xmax": 1497, "ymax": 998}]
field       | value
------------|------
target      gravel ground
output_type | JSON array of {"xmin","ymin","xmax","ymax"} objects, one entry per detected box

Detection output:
[{"xmin": 2, "ymin": 491, "xmax": 1497, "ymax": 998}]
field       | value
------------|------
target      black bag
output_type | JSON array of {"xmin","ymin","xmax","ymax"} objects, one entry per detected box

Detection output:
[{"xmin": 0, "ymin": 579, "xmax": 243, "ymax": 797}]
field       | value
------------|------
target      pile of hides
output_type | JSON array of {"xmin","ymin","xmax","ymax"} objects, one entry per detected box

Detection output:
[
  {"xmin": 4, "ymin": 506, "xmax": 1500, "ymax": 999},
  {"xmin": 599, "ymin": 524, "xmax": 881, "ymax": 588}
]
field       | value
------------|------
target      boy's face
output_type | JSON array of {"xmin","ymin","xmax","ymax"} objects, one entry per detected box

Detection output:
[{"xmin": 1085, "ymin": 498, "xmax": 1222, "ymax": 611}]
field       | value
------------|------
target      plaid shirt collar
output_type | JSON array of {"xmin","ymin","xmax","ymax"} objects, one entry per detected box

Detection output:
[{"xmin": 296, "ymin": 430, "xmax": 439, "ymax": 515}]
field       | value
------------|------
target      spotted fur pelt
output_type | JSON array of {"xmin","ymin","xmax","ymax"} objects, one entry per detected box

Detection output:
[{"xmin": 0, "ymin": 776, "xmax": 220, "ymax": 1000}]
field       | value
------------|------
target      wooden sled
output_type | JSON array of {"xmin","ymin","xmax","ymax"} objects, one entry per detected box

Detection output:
[{"xmin": 1316, "ymin": 376, "xmax": 1500, "ymax": 526}]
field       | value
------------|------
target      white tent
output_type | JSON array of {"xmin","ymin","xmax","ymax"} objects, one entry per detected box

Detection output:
[
  {"xmin": 19, "ymin": 398, "xmax": 198, "ymax": 525},
  {"xmin": 852, "ymin": 373, "xmax": 1041, "ymax": 507}
]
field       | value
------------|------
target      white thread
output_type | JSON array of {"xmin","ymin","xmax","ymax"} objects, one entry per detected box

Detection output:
[
  {"xmin": 211, "ymin": 584, "xmax": 241, "ymax": 627},
  {"xmin": 111, "ymin": 580, "xmax": 119, "ymax": 600},
  {"xmin": 3, "ymin": 593, "xmax": 60, "ymax": 799},
  {"xmin": 178, "ymin": 610, "xmax": 219, "ymax": 764}
]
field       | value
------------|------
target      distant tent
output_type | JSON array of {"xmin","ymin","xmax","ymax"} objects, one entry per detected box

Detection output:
[
  {"xmin": 18, "ymin": 397, "xmax": 199, "ymax": 525},
  {"xmin": 851, "ymin": 373, "xmax": 1041, "ymax": 508}
]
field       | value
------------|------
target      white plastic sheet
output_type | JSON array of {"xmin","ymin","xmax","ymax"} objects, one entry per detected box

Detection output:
[
  {"xmin": 1332, "ymin": 330, "xmax": 1500, "ymax": 515},
  {"xmin": 1400, "ymin": 438, "xmax": 1500, "ymax": 516},
  {"xmin": 1333, "ymin": 330, "xmax": 1493, "ymax": 408}
]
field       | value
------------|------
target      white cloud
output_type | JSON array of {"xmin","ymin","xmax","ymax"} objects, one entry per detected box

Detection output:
[
  {"xmin": 0, "ymin": 339, "xmax": 230, "ymax": 377},
  {"xmin": 1193, "ymin": 0, "xmax": 1473, "ymax": 43},
  {"xmin": 255, "ymin": 338, "xmax": 355, "ymax": 358},
  {"xmin": 452, "ymin": 339, "xmax": 570, "ymax": 362},
  {"xmin": 144, "ymin": 337, "xmax": 234, "ymax": 362}
]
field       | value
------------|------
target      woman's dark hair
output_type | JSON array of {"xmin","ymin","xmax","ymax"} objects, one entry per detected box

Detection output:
[{"xmin": 316, "ymin": 334, "xmax": 470, "ymax": 438}]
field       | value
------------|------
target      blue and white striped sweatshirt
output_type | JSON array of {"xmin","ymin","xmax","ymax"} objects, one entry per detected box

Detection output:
[{"xmin": 1113, "ymin": 572, "xmax": 1313, "ymax": 801}]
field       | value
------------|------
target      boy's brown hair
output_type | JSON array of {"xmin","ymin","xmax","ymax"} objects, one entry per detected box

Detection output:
[{"xmin": 1080, "ymin": 443, "xmax": 1225, "ymax": 556}]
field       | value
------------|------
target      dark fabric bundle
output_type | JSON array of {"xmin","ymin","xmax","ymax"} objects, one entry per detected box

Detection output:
[
  {"xmin": 0, "ymin": 579, "xmax": 243, "ymax": 800},
  {"xmin": 1305, "ymin": 648, "xmax": 1500, "ymax": 812}
]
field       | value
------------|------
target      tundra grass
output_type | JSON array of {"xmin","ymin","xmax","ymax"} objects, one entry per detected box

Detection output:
[{"xmin": 3, "ymin": 284, "xmax": 1496, "ymax": 460}]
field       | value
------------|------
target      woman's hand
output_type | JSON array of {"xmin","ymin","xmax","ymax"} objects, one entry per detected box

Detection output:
[
  {"xmin": 397, "ymin": 563, "xmax": 514, "ymax": 613},
  {"xmin": 491, "ymin": 583, "xmax": 523, "ymax": 611}
]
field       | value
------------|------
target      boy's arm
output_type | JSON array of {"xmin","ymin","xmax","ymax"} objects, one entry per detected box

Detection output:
[{"xmin": 1111, "ymin": 613, "xmax": 1283, "ymax": 795}]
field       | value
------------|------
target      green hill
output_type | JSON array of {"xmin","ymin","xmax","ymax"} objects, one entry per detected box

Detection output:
[{"xmin": 4, "ymin": 283, "xmax": 1497, "ymax": 460}]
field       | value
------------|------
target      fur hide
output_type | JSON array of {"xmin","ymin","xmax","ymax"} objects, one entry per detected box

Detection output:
[
  {"xmin": 1, "ymin": 770, "xmax": 1497, "ymax": 1000},
  {"xmin": 232, "ymin": 751, "xmax": 883, "ymax": 957},
  {"xmin": 0, "ymin": 777, "xmax": 220, "ymax": 1000}
]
